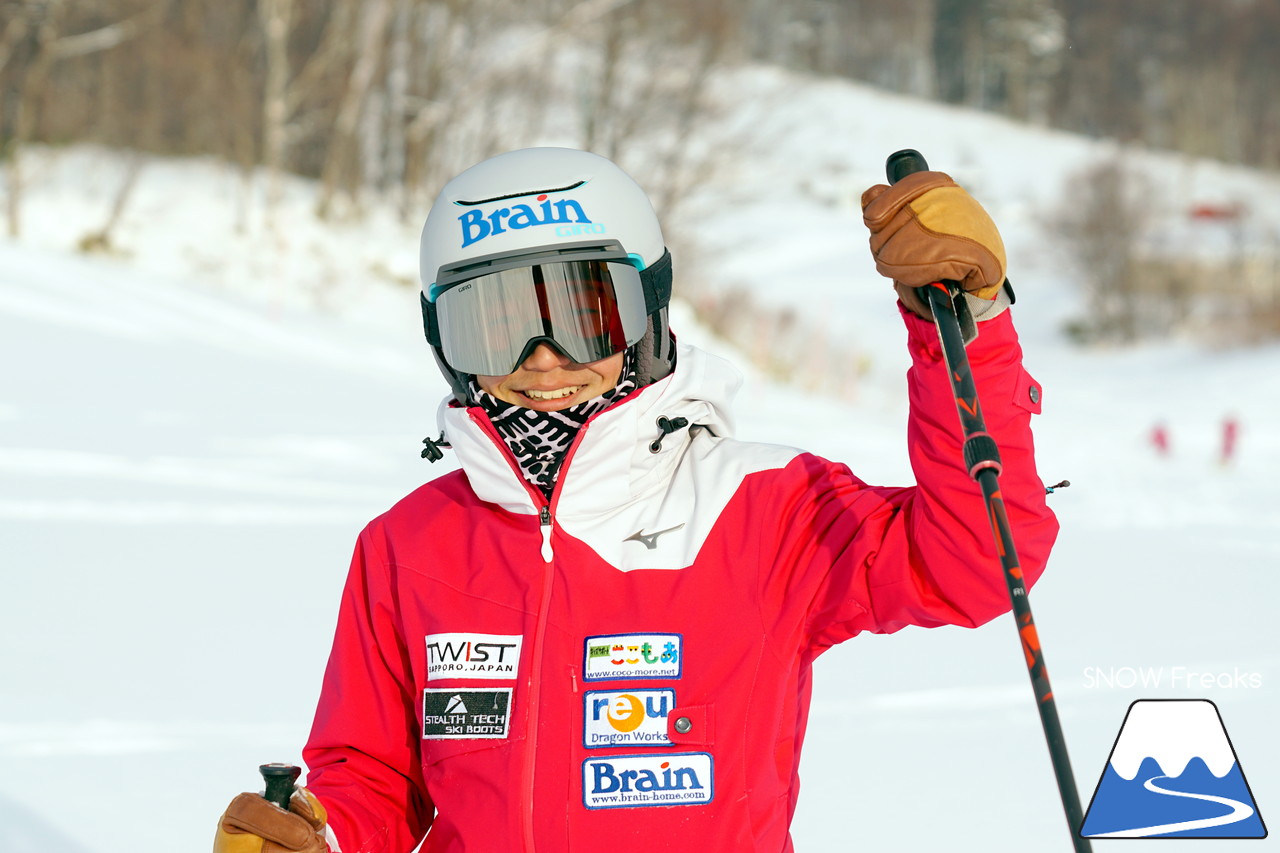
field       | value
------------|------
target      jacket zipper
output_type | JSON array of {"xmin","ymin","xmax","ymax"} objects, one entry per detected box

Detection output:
[
  {"xmin": 521, "ymin": 504, "xmax": 554, "ymax": 853},
  {"xmin": 463, "ymin": 405, "xmax": 624, "ymax": 852},
  {"xmin": 463, "ymin": 410, "xmax": 555, "ymax": 853}
]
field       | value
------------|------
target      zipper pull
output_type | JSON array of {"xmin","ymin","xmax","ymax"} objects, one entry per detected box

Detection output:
[{"xmin": 539, "ymin": 506, "xmax": 553, "ymax": 562}]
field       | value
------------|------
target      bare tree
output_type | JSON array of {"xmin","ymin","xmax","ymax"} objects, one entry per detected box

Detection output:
[
  {"xmin": 77, "ymin": 151, "xmax": 145, "ymax": 254},
  {"xmin": 4, "ymin": 0, "xmax": 64, "ymax": 238},
  {"xmin": 382, "ymin": 0, "xmax": 412, "ymax": 214},
  {"xmin": 315, "ymin": 0, "xmax": 394, "ymax": 219},
  {"xmin": 1048, "ymin": 157, "xmax": 1155, "ymax": 342},
  {"xmin": 2, "ymin": 0, "xmax": 154, "ymax": 237},
  {"xmin": 258, "ymin": 0, "xmax": 295, "ymax": 225}
]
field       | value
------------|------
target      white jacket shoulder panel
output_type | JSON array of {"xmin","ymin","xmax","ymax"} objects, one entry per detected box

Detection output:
[{"xmin": 557, "ymin": 429, "xmax": 801, "ymax": 571}]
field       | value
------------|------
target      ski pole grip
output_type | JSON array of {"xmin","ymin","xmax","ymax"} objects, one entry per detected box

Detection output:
[
  {"xmin": 260, "ymin": 763, "xmax": 301, "ymax": 811},
  {"xmin": 886, "ymin": 148, "xmax": 930, "ymax": 185}
]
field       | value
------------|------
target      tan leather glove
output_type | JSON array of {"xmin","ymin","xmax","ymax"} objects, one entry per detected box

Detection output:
[
  {"xmin": 861, "ymin": 171, "xmax": 1007, "ymax": 318},
  {"xmin": 214, "ymin": 788, "xmax": 329, "ymax": 853}
]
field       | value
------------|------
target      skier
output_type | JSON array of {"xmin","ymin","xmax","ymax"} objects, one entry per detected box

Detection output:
[
  {"xmin": 213, "ymin": 147, "xmax": 1057, "ymax": 852},
  {"xmin": 1150, "ymin": 421, "xmax": 1171, "ymax": 457},
  {"xmin": 1220, "ymin": 414, "xmax": 1239, "ymax": 466}
]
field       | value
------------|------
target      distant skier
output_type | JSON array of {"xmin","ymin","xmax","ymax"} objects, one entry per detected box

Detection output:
[
  {"xmin": 1150, "ymin": 421, "xmax": 1171, "ymax": 457},
  {"xmin": 213, "ymin": 148, "xmax": 1058, "ymax": 852},
  {"xmin": 1220, "ymin": 415, "xmax": 1239, "ymax": 466}
]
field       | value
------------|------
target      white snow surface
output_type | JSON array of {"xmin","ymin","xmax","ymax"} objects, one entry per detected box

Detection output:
[{"xmin": 2, "ymin": 64, "xmax": 1277, "ymax": 852}]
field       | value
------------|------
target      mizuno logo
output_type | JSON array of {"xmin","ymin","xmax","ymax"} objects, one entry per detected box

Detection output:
[{"xmin": 624, "ymin": 524, "xmax": 685, "ymax": 550}]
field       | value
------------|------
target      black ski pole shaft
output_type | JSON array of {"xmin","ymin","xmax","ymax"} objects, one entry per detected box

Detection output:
[
  {"xmin": 886, "ymin": 150, "xmax": 1091, "ymax": 852},
  {"xmin": 260, "ymin": 763, "xmax": 301, "ymax": 811}
]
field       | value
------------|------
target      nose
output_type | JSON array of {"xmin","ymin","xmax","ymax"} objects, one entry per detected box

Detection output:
[{"xmin": 520, "ymin": 342, "xmax": 570, "ymax": 371}]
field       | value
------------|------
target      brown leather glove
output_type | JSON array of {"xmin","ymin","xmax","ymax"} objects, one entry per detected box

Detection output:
[
  {"xmin": 214, "ymin": 788, "xmax": 329, "ymax": 853},
  {"xmin": 861, "ymin": 171, "xmax": 1007, "ymax": 318}
]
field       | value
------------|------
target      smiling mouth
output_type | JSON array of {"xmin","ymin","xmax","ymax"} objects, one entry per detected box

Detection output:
[{"xmin": 523, "ymin": 386, "xmax": 582, "ymax": 401}]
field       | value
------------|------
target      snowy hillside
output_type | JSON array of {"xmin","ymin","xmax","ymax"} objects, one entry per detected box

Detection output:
[{"xmin": 2, "ymin": 63, "xmax": 1277, "ymax": 852}]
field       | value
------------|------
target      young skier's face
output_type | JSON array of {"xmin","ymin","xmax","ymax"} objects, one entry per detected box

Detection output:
[{"xmin": 477, "ymin": 344, "xmax": 624, "ymax": 411}]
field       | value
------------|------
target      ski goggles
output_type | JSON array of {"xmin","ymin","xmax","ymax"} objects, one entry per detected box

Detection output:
[{"xmin": 424, "ymin": 242, "xmax": 660, "ymax": 377}]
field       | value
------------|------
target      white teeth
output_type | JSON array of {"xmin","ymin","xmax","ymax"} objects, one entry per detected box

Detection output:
[{"xmin": 524, "ymin": 386, "xmax": 580, "ymax": 401}]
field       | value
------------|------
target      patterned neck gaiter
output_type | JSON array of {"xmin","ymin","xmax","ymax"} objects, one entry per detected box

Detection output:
[{"xmin": 469, "ymin": 350, "xmax": 638, "ymax": 498}]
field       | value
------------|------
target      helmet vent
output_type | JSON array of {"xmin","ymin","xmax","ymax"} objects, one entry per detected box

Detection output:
[{"xmin": 454, "ymin": 180, "xmax": 587, "ymax": 207}]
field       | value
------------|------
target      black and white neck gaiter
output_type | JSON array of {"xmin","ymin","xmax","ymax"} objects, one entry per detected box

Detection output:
[{"xmin": 469, "ymin": 350, "xmax": 638, "ymax": 498}]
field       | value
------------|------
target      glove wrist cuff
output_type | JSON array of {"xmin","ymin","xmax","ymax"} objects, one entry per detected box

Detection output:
[{"xmin": 967, "ymin": 284, "xmax": 1012, "ymax": 322}]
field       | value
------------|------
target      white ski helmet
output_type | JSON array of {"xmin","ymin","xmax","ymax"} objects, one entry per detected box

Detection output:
[{"xmin": 419, "ymin": 147, "xmax": 675, "ymax": 403}]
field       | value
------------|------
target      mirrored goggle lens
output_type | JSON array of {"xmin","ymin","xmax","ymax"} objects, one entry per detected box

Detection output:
[{"xmin": 435, "ymin": 260, "xmax": 648, "ymax": 376}]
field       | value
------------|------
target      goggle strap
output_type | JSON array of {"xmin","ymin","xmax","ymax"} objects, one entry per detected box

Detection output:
[
  {"xmin": 639, "ymin": 249, "xmax": 673, "ymax": 315},
  {"xmin": 421, "ymin": 291, "xmax": 441, "ymax": 346}
]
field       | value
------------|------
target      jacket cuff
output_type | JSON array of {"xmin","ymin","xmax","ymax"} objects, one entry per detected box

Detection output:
[{"xmin": 900, "ymin": 297, "xmax": 1021, "ymax": 365}]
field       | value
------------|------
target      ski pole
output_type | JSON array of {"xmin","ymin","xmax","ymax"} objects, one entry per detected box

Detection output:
[
  {"xmin": 260, "ymin": 762, "xmax": 301, "ymax": 811},
  {"xmin": 886, "ymin": 150, "xmax": 1092, "ymax": 852}
]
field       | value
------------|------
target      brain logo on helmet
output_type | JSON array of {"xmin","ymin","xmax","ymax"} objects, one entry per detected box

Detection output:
[{"xmin": 457, "ymin": 190, "xmax": 607, "ymax": 249}]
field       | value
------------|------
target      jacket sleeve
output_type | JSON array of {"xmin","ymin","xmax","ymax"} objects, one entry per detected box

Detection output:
[
  {"xmin": 303, "ymin": 525, "xmax": 434, "ymax": 853},
  {"xmin": 761, "ymin": 306, "xmax": 1059, "ymax": 653}
]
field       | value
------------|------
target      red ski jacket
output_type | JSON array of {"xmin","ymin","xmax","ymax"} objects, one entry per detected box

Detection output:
[{"xmin": 303, "ymin": 309, "xmax": 1057, "ymax": 853}]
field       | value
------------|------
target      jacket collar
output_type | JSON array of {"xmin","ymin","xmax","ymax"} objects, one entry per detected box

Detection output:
[{"xmin": 438, "ymin": 342, "xmax": 741, "ymax": 517}]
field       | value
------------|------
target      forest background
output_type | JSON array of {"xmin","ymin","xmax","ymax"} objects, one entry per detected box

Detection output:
[
  {"xmin": 5, "ymin": 0, "xmax": 1278, "ymax": 346},
  {"xmin": 5, "ymin": 0, "xmax": 1277, "ymax": 216}
]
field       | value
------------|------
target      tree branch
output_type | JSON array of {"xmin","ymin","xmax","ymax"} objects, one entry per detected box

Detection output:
[{"xmin": 48, "ymin": 12, "xmax": 151, "ymax": 60}]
